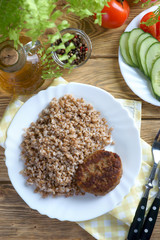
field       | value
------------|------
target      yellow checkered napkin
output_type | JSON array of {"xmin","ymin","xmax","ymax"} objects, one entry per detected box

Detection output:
[{"xmin": 0, "ymin": 77, "xmax": 157, "ymax": 240}]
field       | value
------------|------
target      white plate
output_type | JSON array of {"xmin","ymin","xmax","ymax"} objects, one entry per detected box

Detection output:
[
  {"xmin": 119, "ymin": 5, "xmax": 160, "ymax": 106},
  {"xmin": 5, "ymin": 83, "xmax": 141, "ymax": 221}
]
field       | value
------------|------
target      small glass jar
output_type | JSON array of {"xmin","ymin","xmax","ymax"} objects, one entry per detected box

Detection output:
[
  {"xmin": 0, "ymin": 39, "xmax": 43, "ymax": 95},
  {"xmin": 53, "ymin": 28, "xmax": 92, "ymax": 68}
]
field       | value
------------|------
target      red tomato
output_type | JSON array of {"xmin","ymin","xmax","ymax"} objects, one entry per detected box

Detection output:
[
  {"xmin": 98, "ymin": 0, "xmax": 130, "ymax": 29},
  {"xmin": 140, "ymin": 12, "xmax": 160, "ymax": 41},
  {"xmin": 156, "ymin": 21, "xmax": 160, "ymax": 41},
  {"xmin": 140, "ymin": 12, "xmax": 157, "ymax": 38}
]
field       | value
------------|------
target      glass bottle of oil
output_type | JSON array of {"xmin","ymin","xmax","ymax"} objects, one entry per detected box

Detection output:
[{"xmin": 0, "ymin": 40, "xmax": 44, "ymax": 95}]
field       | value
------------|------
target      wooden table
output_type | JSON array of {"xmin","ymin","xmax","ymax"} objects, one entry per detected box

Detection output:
[{"xmin": 1, "ymin": 1, "xmax": 160, "ymax": 239}]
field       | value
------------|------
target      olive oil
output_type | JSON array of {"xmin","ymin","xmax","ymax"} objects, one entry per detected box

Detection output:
[{"xmin": 0, "ymin": 40, "xmax": 43, "ymax": 95}]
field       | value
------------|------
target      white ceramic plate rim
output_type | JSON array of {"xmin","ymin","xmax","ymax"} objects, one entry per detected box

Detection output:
[
  {"xmin": 5, "ymin": 82, "xmax": 141, "ymax": 221},
  {"xmin": 118, "ymin": 5, "xmax": 160, "ymax": 106}
]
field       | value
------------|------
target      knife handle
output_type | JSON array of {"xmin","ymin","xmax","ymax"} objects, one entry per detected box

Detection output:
[
  {"xmin": 139, "ymin": 197, "xmax": 160, "ymax": 240},
  {"xmin": 127, "ymin": 197, "xmax": 148, "ymax": 240}
]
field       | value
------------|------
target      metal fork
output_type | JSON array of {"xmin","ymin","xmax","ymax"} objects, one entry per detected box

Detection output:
[
  {"xmin": 139, "ymin": 167, "xmax": 160, "ymax": 240},
  {"xmin": 127, "ymin": 129, "xmax": 160, "ymax": 240}
]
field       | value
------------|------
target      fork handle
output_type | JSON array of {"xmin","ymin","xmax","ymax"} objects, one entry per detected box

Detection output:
[
  {"xmin": 140, "ymin": 197, "xmax": 160, "ymax": 240},
  {"xmin": 127, "ymin": 196, "xmax": 148, "ymax": 240}
]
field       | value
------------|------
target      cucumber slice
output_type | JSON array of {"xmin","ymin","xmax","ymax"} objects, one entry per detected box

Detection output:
[
  {"xmin": 135, "ymin": 32, "xmax": 151, "ymax": 69},
  {"xmin": 139, "ymin": 36, "xmax": 158, "ymax": 76},
  {"xmin": 151, "ymin": 57, "xmax": 160, "ymax": 100},
  {"xmin": 146, "ymin": 42, "xmax": 160, "ymax": 77},
  {"xmin": 128, "ymin": 28, "xmax": 144, "ymax": 66},
  {"xmin": 120, "ymin": 32, "xmax": 135, "ymax": 67}
]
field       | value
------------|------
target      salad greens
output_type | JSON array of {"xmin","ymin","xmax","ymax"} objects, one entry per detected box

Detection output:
[
  {"xmin": 0, "ymin": 0, "xmax": 110, "ymax": 79},
  {"xmin": 0, "ymin": 0, "xmax": 159, "ymax": 80},
  {"xmin": 134, "ymin": 0, "xmax": 160, "ymax": 25}
]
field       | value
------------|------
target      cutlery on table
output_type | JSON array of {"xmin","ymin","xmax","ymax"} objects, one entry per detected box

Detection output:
[
  {"xmin": 139, "ymin": 167, "xmax": 160, "ymax": 240},
  {"xmin": 127, "ymin": 129, "xmax": 160, "ymax": 240}
]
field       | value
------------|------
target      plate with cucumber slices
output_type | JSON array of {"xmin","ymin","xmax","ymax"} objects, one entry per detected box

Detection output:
[{"xmin": 119, "ymin": 5, "xmax": 160, "ymax": 106}]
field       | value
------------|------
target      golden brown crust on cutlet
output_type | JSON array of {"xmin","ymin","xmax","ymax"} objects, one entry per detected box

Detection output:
[{"xmin": 75, "ymin": 150, "xmax": 122, "ymax": 196}]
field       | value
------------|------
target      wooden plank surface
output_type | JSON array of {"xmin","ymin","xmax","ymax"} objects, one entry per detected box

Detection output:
[
  {"xmin": 56, "ymin": 1, "xmax": 149, "ymax": 58},
  {"xmin": 1, "ymin": 0, "xmax": 160, "ymax": 239},
  {"xmin": 1, "ymin": 58, "xmax": 160, "ymax": 119},
  {"xmin": 0, "ymin": 183, "xmax": 94, "ymax": 240},
  {"xmin": 63, "ymin": 59, "xmax": 160, "ymax": 119}
]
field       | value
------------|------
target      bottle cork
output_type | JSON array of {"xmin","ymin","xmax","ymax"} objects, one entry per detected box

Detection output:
[{"xmin": 0, "ymin": 47, "xmax": 19, "ymax": 66}]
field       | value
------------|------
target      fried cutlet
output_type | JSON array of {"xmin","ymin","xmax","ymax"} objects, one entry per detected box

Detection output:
[{"xmin": 75, "ymin": 150, "xmax": 122, "ymax": 196}]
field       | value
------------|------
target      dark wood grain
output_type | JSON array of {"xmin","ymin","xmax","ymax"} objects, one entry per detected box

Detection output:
[
  {"xmin": 1, "ymin": 58, "xmax": 160, "ymax": 119},
  {"xmin": 0, "ymin": 184, "xmax": 94, "ymax": 240},
  {"xmin": 55, "ymin": 0, "xmax": 149, "ymax": 58}
]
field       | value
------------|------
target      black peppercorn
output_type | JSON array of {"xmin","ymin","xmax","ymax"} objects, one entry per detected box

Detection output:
[{"xmin": 54, "ymin": 34, "xmax": 88, "ymax": 66}]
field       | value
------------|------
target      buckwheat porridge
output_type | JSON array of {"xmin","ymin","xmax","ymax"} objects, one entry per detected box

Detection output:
[{"xmin": 20, "ymin": 94, "xmax": 113, "ymax": 197}]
